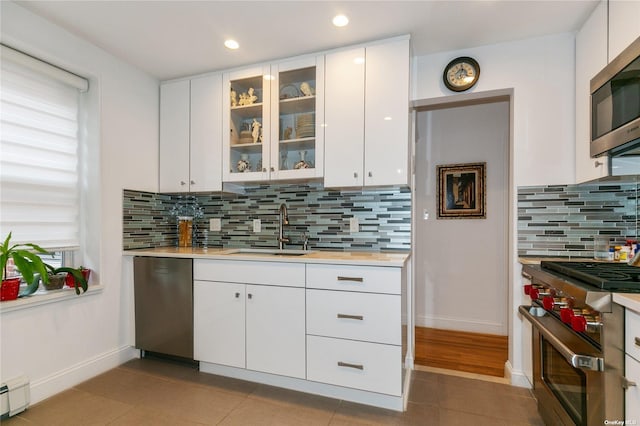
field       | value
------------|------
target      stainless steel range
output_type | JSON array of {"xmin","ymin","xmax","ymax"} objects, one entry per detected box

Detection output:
[{"xmin": 520, "ymin": 260, "xmax": 639, "ymax": 426}]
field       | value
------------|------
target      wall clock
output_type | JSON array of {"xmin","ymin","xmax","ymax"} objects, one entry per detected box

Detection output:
[{"xmin": 443, "ymin": 56, "xmax": 480, "ymax": 92}]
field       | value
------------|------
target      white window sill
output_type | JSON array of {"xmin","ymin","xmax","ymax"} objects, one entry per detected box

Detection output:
[{"xmin": 0, "ymin": 284, "xmax": 104, "ymax": 314}]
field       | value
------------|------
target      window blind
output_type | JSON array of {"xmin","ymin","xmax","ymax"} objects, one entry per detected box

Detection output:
[{"xmin": 0, "ymin": 45, "xmax": 87, "ymax": 250}]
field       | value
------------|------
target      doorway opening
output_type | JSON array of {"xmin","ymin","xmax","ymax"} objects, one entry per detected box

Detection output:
[{"xmin": 412, "ymin": 93, "xmax": 511, "ymax": 378}]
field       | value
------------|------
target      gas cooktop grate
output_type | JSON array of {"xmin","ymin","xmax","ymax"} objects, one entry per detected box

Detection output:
[{"xmin": 540, "ymin": 261, "xmax": 640, "ymax": 292}]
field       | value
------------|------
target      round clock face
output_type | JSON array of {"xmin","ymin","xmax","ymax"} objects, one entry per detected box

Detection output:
[{"xmin": 443, "ymin": 57, "xmax": 480, "ymax": 92}]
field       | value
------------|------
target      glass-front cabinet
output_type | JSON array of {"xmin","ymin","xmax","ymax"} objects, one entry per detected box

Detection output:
[{"xmin": 223, "ymin": 57, "xmax": 324, "ymax": 182}]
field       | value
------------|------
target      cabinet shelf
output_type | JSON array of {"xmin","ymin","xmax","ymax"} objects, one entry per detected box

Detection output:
[
  {"xmin": 230, "ymin": 142, "xmax": 263, "ymax": 152},
  {"xmin": 231, "ymin": 103, "xmax": 263, "ymax": 118},
  {"xmin": 280, "ymin": 96, "xmax": 315, "ymax": 115},
  {"xmin": 279, "ymin": 137, "xmax": 315, "ymax": 150}
]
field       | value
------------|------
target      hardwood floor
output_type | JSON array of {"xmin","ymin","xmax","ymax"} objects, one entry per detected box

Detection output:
[{"xmin": 415, "ymin": 327, "xmax": 508, "ymax": 378}]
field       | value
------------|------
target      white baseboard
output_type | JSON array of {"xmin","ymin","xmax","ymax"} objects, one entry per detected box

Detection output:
[
  {"xmin": 30, "ymin": 345, "xmax": 138, "ymax": 404},
  {"xmin": 505, "ymin": 360, "xmax": 532, "ymax": 389},
  {"xmin": 415, "ymin": 315, "xmax": 506, "ymax": 335}
]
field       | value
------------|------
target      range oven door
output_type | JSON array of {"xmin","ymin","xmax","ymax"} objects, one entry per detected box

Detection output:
[{"xmin": 520, "ymin": 305, "xmax": 605, "ymax": 426}]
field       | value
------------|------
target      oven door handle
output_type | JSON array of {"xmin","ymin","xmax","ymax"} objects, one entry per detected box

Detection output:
[{"xmin": 519, "ymin": 305, "xmax": 604, "ymax": 372}]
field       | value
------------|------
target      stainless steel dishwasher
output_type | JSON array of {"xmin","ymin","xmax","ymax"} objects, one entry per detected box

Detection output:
[{"xmin": 133, "ymin": 256, "xmax": 193, "ymax": 359}]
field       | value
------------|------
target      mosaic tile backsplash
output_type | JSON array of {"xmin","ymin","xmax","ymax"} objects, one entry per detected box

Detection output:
[
  {"xmin": 518, "ymin": 182, "xmax": 639, "ymax": 257},
  {"xmin": 123, "ymin": 184, "xmax": 411, "ymax": 252}
]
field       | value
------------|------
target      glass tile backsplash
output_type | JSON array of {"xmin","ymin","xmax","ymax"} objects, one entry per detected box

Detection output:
[
  {"xmin": 123, "ymin": 183, "xmax": 411, "ymax": 251},
  {"xmin": 518, "ymin": 182, "xmax": 639, "ymax": 257}
]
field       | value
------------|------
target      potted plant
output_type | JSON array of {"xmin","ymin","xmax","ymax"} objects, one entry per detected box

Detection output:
[
  {"xmin": 62, "ymin": 266, "xmax": 89, "ymax": 294},
  {"xmin": 1, "ymin": 232, "xmax": 50, "ymax": 301}
]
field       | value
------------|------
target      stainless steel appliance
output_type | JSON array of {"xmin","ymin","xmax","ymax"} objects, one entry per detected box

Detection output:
[
  {"xmin": 591, "ymin": 36, "xmax": 640, "ymax": 160},
  {"xmin": 134, "ymin": 256, "xmax": 194, "ymax": 359},
  {"xmin": 519, "ymin": 261, "xmax": 640, "ymax": 425}
]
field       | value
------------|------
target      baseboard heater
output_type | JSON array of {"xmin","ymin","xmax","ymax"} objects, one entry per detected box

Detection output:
[{"xmin": 0, "ymin": 375, "xmax": 30, "ymax": 419}]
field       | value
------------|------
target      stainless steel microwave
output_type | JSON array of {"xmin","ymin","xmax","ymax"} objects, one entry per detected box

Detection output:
[{"xmin": 590, "ymin": 36, "xmax": 640, "ymax": 159}]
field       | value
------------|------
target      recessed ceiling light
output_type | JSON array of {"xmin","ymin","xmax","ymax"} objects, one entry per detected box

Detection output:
[
  {"xmin": 332, "ymin": 14, "xmax": 349, "ymax": 27},
  {"xmin": 224, "ymin": 39, "xmax": 239, "ymax": 50}
]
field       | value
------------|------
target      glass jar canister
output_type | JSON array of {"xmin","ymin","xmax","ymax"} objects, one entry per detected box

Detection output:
[{"xmin": 178, "ymin": 216, "xmax": 193, "ymax": 247}]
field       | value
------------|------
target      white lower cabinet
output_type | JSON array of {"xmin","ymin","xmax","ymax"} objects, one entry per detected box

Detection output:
[
  {"xmin": 625, "ymin": 308, "xmax": 640, "ymax": 420},
  {"xmin": 305, "ymin": 264, "xmax": 404, "ymax": 397},
  {"xmin": 307, "ymin": 335, "xmax": 402, "ymax": 396},
  {"xmin": 193, "ymin": 260, "xmax": 306, "ymax": 379}
]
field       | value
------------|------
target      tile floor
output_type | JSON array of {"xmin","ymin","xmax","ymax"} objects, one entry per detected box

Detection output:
[{"xmin": 5, "ymin": 358, "xmax": 545, "ymax": 425}]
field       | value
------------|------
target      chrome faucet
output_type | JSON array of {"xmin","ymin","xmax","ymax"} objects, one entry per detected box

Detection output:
[{"xmin": 278, "ymin": 203, "xmax": 290, "ymax": 250}]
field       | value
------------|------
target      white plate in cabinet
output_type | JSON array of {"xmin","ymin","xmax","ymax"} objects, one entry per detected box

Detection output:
[
  {"xmin": 626, "ymin": 309, "xmax": 640, "ymax": 362},
  {"xmin": 306, "ymin": 264, "xmax": 401, "ymax": 294},
  {"xmin": 194, "ymin": 259, "xmax": 305, "ymax": 287},
  {"xmin": 306, "ymin": 289, "xmax": 401, "ymax": 345},
  {"xmin": 307, "ymin": 335, "xmax": 401, "ymax": 396}
]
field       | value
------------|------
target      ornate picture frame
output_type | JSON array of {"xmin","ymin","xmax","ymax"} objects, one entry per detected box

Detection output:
[{"xmin": 437, "ymin": 162, "xmax": 486, "ymax": 219}]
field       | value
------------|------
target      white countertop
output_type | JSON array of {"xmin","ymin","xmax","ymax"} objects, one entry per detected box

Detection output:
[
  {"xmin": 613, "ymin": 293, "xmax": 640, "ymax": 313},
  {"xmin": 123, "ymin": 247, "xmax": 410, "ymax": 267}
]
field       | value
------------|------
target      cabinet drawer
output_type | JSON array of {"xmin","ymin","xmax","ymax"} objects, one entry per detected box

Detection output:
[
  {"xmin": 306, "ymin": 289, "xmax": 400, "ymax": 345},
  {"xmin": 626, "ymin": 309, "xmax": 640, "ymax": 362},
  {"xmin": 194, "ymin": 259, "xmax": 305, "ymax": 287},
  {"xmin": 306, "ymin": 264, "xmax": 401, "ymax": 294},
  {"xmin": 307, "ymin": 335, "xmax": 401, "ymax": 396},
  {"xmin": 625, "ymin": 354, "xmax": 640, "ymax": 422}
]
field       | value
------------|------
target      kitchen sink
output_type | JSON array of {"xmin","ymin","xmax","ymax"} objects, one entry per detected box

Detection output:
[{"xmin": 224, "ymin": 248, "xmax": 314, "ymax": 256}]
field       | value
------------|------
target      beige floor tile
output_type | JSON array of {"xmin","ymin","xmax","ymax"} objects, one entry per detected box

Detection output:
[
  {"xmin": 76, "ymin": 367, "xmax": 171, "ymax": 405},
  {"xmin": 119, "ymin": 357, "xmax": 199, "ymax": 383},
  {"xmin": 439, "ymin": 408, "xmax": 510, "ymax": 426},
  {"xmin": 106, "ymin": 406, "xmax": 205, "ymax": 425},
  {"xmin": 249, "ymin": 384, "xmax": 341, "ymax": 412},
  {"xmin": 219, "ymin": 397, "xmax": 333, "ymax": 426},
  {"xmin": 187, "ymin": 371, "xmax": 260, "ymax": 397},
  {"xmin": 15, "ymin": 388, "xmax": 133, "ymax": 426},
  {"xmin": 408, "ymin": 376, "xmax": 439, "ymax": 406},
  {"xmin": 399, "ymin": 402, "xmax": 439, "ymax": 426},
  {"xmin": 1, "ymin": 414, "xmax": 33, "ymax": 425},
  {"xmin": 330, "ymin": 401, "xmax": 403, "ymax": 426}
]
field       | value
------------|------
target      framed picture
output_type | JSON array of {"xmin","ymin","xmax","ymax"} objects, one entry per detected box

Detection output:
[{"xmin": 437, "ymin": 162, "xmax": 486, "ymax": 219}]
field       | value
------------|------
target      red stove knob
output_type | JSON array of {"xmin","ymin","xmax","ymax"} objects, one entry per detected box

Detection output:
[
  {"xmin": 560, "ymin": 308, "xmax": 575, "ymax": 324},
  {"xmin": 571, "ymin": 316, "xmax": 587, "ymax": 333},
  {"xmin": 530, "ymin": 288, "xmax": 540, "ymax": 300},
  {"xmin": 542, "ymin": 296, "xmax": 554, "ymax": 310},
  {"xmin": 524, "ymin": 284, "xmax": 532, "ymax": 295}
]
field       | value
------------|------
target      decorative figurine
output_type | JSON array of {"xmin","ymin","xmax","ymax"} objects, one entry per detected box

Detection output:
[
  {"xmin": 251, "ymin": 119, "xmax": 262, "ymax": 143},
  {"xmin": 283, "ymin": 127, "xmax": 293, "ymax": 140},
  {"xmin": 230, "ymin": 87, "xmax": 237, "ymax": 107},
  {"xmin": 294, "ymin": 151, "xmax": 311, "ymax": 169},
  {"xmin": 300, "ymin": 82, "xmax": 314, "ymax": 97},
  {"xmin": 237, "ymin": 154, "xmax": 251, "ymax": 172},
  {"xmin": 247, "ymin": 87, "xmax": 258, "ymax": 104}
]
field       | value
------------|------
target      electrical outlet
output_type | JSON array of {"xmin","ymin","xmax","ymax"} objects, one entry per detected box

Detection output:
[
  {"xmin": 349, "ymin": 217, "xmax": 359, "ymax": 233},
  {"xmin": 209, "ymin": 218, "xmax": 221, "ymax": 231},
  {"xmin": 253, "ymin": 219, "xmax": 261, "ymax": 233}
]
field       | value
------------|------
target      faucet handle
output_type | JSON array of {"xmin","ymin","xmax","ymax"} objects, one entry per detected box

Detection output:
[{"xmin": 301, "ymin": 232, "xmax": 309, "ymax": 250}]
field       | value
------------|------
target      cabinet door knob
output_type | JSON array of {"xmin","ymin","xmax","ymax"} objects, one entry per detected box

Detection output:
[
  {"xmin": 595, "ymin": 161, "xmax": 603, "ymax": 168},
  {"xmin": 623, "ymin": 377, "xmax": 637, "ymax": 389},
  {"xmin": 263, "ymin": 168, "xmax": 267, "ymax": 172},
  {"xmin": 270, "ymin": 167, "xmax": 275, "ymax": 172},
  {"xmin": 353, "ymin": 172, "xmax": 358, "ymax": 178},
  {"xmin": 235, "ymin": 292, "xmax": 240, "ymax": 298},
  {"xmin": 180, "ymin": 181, "xmax": 186, "ymax": 186},
  {"xmin": 368, "ymin": 171, "xmax": 372, "ymax": 177},
  {"xmin": 190, "ymin": 180, "xmax": 195, "ymax": 185},
  {"xmin": 248, "ymin": 293, "xmax": 253, "ymax": 299}
]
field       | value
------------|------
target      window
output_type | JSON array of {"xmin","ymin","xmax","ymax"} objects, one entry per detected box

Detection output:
[{"xmin": 0, "ymin": 44, "xmax": 88, "ymax": 252}]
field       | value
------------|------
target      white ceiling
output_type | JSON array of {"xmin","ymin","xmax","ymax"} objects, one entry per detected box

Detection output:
[{"xmin": 14, "ymin": 0, "xmax": 598, "ymax": 81}]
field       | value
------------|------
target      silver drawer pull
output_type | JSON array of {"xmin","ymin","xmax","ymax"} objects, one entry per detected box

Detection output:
[
  {"xmin": 337, "ymin": 276, "xmax": 364, "ymax": 283},
  {"xmin": 623, "ymin": 377, "xmax": 637, "ymax": 389},
  {"xmin": 338, "ymin": 361, "xmax": 363, "ymax": 370},
  {"xmin": 635, "ymin": 337, "xmax": 640, "ymax": 347},
  {"xmin": 337, "ymin": 314, "xmax": 364, "ymax": 321}
]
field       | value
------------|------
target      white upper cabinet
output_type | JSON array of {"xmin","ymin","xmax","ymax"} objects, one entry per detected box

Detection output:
[
  {"xmin": 222, "ymin": 58, "xmax": 324, "ymax": 183},
  {"xmin": 608, "ymin": 0, "xmax": 640, "ymax": 61},
  {"xmin": 364, "ymin": 39, "xmax": 410, "ymax": 186},
  {"xmin": 324, "ymin": 38, "xmax": 410, "ymax": 188},
  {"xmin": 324, "ymin": 48, "xmax": 366, "ymax": 187},
  {"xmin": 159, "ymin": 80, "xmax": 190, "ymax": 192},
  {"xmin": 575, "ymin": 0, "xmax": 609, "ymax": 183},
  {"xmin": 159, "ymin": 75, "xmax": 223, "ymax": 192}
]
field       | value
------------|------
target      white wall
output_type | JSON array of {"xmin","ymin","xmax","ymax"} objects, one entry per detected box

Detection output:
[
  {"xmin": 412, "ymin": 33, "xmax": 576, "ymax": 387},
  {"xmin": 414, "ymin": 101, "xmax": 509, "ymax": 335},
  {"xmin": 0, "ymin": 1, "xmax": 159, "ymax": 403}
]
